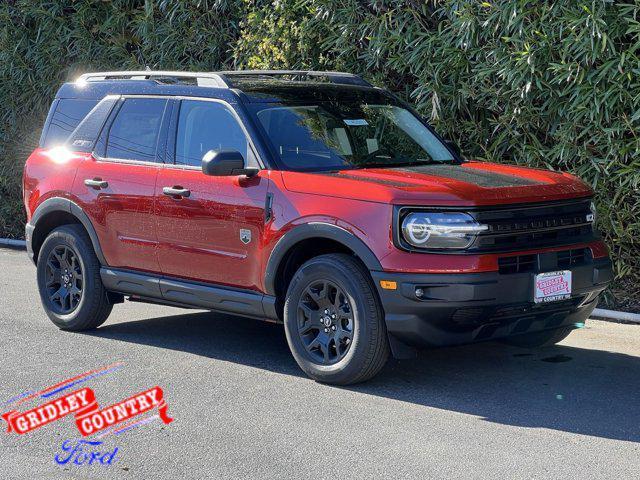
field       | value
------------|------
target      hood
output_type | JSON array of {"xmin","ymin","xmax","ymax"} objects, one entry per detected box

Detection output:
[{"xmin": 281, "ymin": 161, "xmax": 592, "ymax": 206}]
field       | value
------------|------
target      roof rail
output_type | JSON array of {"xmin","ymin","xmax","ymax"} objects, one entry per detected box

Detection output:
[
  {"xmin": 75, "ymin": 69, "xmax": 373, "ymax": 89},
  {"xmin": 218, "ymin": 70, "xmax": 373, "ymax": 87},
  {"xmin": 76, "ymin": 71, "xmax": 228, "ymax": 88}
]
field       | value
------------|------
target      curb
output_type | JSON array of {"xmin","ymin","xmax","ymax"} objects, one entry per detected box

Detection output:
[
  {"xmin": 0, "ymin": 238, "xmax": 26, "ymax": 250},
  {"xmin": 591, "ymin": 308, "xmax": 640, "ymax": 325}
]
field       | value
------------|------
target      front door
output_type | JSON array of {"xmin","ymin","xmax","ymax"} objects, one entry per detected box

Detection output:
[{"xmin": 155, "ymin": 98, "xmax": 269, "ymax": 290}]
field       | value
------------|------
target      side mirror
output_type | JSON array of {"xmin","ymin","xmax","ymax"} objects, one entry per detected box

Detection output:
[
  {"xmin": 445, "ymin": 140, "xmax": 462, "ymax": 157},
  {"xmin": 201, "ymin": 150, "xmax": 258, "ymax": 177}
]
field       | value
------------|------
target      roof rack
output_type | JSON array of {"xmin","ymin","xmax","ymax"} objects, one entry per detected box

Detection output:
[
  {"xmin": 75, "ymin": 70, "xmax": 373, "ymax": 89},
  {"xmin": 217, "ymin": 70, "xmax": 373, "ymax": 88},
  {"xmin": 76, "ymin": 71, "xmax": 227, "ymax": 88}
]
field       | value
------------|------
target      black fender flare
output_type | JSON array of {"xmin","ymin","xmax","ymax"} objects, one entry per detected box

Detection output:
[
  {"xmin": 263, "ymin": 222, "xmax": 382, "ymax": 296},
  {"xmin": 28, "ymin": 197, "xmax": 107, "ymax": 265}
]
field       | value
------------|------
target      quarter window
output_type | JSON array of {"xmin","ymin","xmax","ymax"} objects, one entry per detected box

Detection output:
[
  {"xmin": 175, "ymin": 100, "xmax": 254, "ymax": 167},
  {"xmin": 106, "ymin": 98, "xmax": 167, "ymax": 162},
  {"xmin": 42, "ymin": 99, "xmax": 98, "ymax": 148}
]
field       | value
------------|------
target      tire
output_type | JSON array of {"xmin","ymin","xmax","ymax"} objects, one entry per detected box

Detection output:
[
  {"xmin": 283, "ymin": 253, "xmax": 389, "ymax": 385},
  {"xmin": 501, "ymin": 327, "xmax": 574, "ymax": 348},
  {"xmin": 36, "ymin": 224, "xmax": 112, "ymax": 331}
]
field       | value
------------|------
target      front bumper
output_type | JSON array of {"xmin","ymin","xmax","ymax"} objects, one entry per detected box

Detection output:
[{"xmin": 371, "ymin": 257, "xmax": 613, "ymax": 350}]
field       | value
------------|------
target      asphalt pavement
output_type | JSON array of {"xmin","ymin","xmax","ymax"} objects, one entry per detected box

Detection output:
[{"xmin": 0, "ymin": 248, "xmax": 638, "ymax": 479}]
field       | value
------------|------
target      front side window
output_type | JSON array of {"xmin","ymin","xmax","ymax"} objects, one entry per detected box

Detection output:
[
  {"xmin": 106, "ymin": 98, "xmax": 167, "ymax": 162},
  {"xmin": 175, "ymin": 100, "xmax": 253, "ymax": 167},
  {"xmin": 251, "ymin": 102, "xmax": 455, "ymax": 171}
]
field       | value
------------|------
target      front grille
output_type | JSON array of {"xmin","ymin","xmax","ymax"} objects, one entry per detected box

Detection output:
[
  {"xmin": 470, "ymin": 199, "xmax": 595, "ymax": 252},
  {"xmin": 497, "ymin": 254, "xmax": 536, "ymax": 274},
  {"xmin": 557, "ymin": 248, "xmax": 587, "ymax": 268},
  {"xmin": 498, "ymin": 248, "xmax": 591, "ymax": 274}
]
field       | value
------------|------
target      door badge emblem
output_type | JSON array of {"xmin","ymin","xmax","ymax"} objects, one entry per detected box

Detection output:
[{"xmin": 240, "ymin": 229, "xmax": 252, "ymax": 244}]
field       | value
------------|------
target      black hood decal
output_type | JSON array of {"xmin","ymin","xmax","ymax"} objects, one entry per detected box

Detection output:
[{"xmin": 396, "ymin": 164, "xmax": 542, "ymax": 188}]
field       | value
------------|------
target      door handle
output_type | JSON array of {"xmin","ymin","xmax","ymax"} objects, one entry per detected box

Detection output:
[
  {"xmin": 163, "ymin": 186, "xmax": 191, "ymax": 198},
  {"xmin": 84, "ymin": 178, "xmax": 108, "ymax": 189}
]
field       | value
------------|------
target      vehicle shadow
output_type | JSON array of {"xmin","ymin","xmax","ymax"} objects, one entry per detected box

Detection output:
[{"xmin": 86, "ymin": 310, "xmax": 640, "ymax": 443}]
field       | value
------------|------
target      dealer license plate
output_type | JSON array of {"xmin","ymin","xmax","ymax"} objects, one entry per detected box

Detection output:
[{"xmin": 534, "ymin": 270, "xmax": 572, "ymax": 303}]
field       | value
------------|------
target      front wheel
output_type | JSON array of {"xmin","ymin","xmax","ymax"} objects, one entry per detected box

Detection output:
[{"xmin": 283, "ymin": 254, "xmax": 389, "ymax": 385}]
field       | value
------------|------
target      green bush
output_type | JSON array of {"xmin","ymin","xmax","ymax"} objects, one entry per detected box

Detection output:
[{"xmin": 0, "ymin": 0, "xmax": 637, "ymax": 310}]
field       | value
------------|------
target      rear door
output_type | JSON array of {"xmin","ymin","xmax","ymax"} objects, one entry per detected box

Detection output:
[
  {"xmin": 73, "ymin": 96, "xmax": 172, "ymax": 272},
  {"xmin": 155, "ymin": 97, "xmax": 269, "ymax": 290}
]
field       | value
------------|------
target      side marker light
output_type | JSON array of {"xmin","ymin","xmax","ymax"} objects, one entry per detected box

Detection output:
[{"xmin": 379, "ymin": 280, "xmax": 397, "ymax": 290}]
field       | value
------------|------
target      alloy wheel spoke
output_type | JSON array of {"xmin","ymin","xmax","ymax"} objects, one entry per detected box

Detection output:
[
  {"xmin": 71, "ymin": 257, "xmax": 81, "ymax": 278},
  {"xmin": 61, "ymin": 287, "xmax": 71, "ymax": 311},
  {"xmin": 297, "ymin": 278, "xmax": 355, "ymax": 366},
  {"xmin": 318, "ymin": 338, "xmax": 330, "ymax": 363},
  {"xmin": 338, "ymin": 302, "xmax": 352, "ymax": 319},
  {"xmin": 52, "ymin": 287, "xmax": 69, "ymax": 310},
  {"xmin": 53, "ymin": 251, "xmax": 65, "ymax": 269},
  {"xmin": 46, "ymin": 267, "xmax": 60, "ymax": 287},
  {"xmin": 299, "ymin": 323, "xmax": 316, "ymax": 335},
  {"xmin": 306, "ymin": 337, "xmax": 321, "ymax": 352},
  {"xmin": 307, "ymin": 282, "xmax": 327, "ymax": 303},
  {"xmin": 70, "ymin": 291, "xmax": 81, "ymax": 309},
  {"xmin": 298, "ymin": 302, "xmax": 316, "ymax": 322},
  {"xmin": 46, "ymin": 246, "xmax": 83, "ymax": 314},
  {"xmin": 332, "ymin": 291, "xmax": 343, "ymax": 310},
  {"xmin": 46, "ymin": 258, "xmax": 58, "ymax": 273},
  {"xmin": 338, "ymin": 325, "xmax": 353, "ymax": 341},
  {"xmin": 50, "ymin": 287, "xmax": 63, "ymax": 303}
]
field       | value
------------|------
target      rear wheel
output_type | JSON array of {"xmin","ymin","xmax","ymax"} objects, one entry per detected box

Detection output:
[
  {"xmin": 501, "ymin": 327, "xmax": 574, "ymax": 348},
  {"xmin": 37, "ymin": 224, "xmax": 112, "ymax": 331},
  {"xmin": 283, "ymin": 254, "xmax": 389, "ymax": 385}
]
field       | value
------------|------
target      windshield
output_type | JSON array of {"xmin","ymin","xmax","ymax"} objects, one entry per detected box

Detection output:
[{"xmin": 251, "ymin": 102, "xmax": 456, "ymax": 171}]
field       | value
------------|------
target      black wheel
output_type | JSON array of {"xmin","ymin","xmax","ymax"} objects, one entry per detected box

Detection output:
[
  {"xmin": 284, "ymin": 254, "xmax": 389, "ymax": 385},
  {"xmin": 501, "ymin": 327, "xmax": 574, "ymax": 348},
  {"xmin": 37, "ymin": 224, "xmax": 112, "ymax": 331}
]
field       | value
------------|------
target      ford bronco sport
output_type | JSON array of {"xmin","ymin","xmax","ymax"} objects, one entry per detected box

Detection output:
[{"xmin": 23, "ymin": 70, "xmax": 613, "ymax": 384}]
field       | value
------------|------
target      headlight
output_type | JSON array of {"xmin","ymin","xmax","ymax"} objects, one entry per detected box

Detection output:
[{"xmin": 401, "ymin": 211, "xmax": 488, "ymax": 249}]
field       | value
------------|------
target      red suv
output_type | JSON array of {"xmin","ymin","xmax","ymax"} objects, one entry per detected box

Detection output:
[{"xmin": 23, "ymin": 70, "xmax": 612, "ymax": 384}]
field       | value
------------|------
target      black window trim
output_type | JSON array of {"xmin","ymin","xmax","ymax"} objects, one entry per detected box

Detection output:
[
  {"xmin": 39, "ymin": 99, "xmax": 60, "ymax": 148},
  {"xmin": 92, "ymin": 94, "xmax": 172, "ymax": 166},
  {"xmin": 165, "ymin": 96, "xmax": 265, "ymax": 171}
]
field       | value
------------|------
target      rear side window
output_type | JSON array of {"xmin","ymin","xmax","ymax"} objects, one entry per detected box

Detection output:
[
  {"xmin": 175, "ymin": 100, "xmax": 255, "ymax": 167},
  {"xmin": 106, "ymin": 98, "xmax": 167, "ymax": 162},
  {"xmin": 40, "ymin": 99, "xmax": 98, "ymax": 148},
  {"xmin": 65, "ymin": 96, "xmax": 118, "ymax": 152}
]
